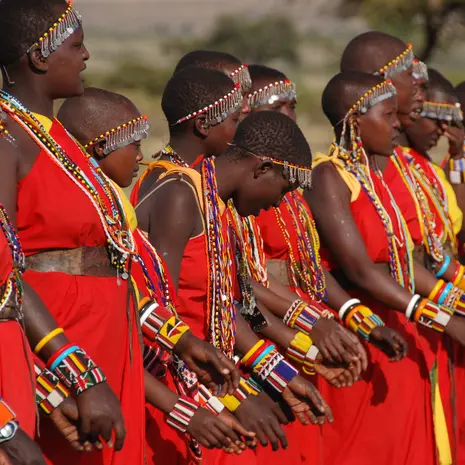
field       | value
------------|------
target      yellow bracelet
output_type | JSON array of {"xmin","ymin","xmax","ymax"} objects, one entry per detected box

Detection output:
[
  {"xmin": 241, "ymin": 340, "xmax": 265, "ymax": 364},
  {"xmin": 219, "ymin": 394, "xmax": 241, "ymax": 412},
  {"xmin": 428, "ymin": 279, "xmax": 446, "ymax": 301},
  {"xmin": 34, "ymin": 328, "xmax": 64, "ymax": 354},
  {"xmin": 453, "ymin": 267, "xmax": 465, "ymax": 287}
]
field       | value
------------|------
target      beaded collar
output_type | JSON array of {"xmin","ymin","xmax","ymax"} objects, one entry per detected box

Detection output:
[
  {"xmin": 374, "ymin": 43, "xmax": 414, "ymax": 79},
  {"xmin": 173, "ymin": 84, "xmax": 242, "ymax": 128},
  {"xmin": 421, "ymin": 101, "xmax": 463, "ymax": 123},
  {"xmin": 230, "ymin": 64, "xmax": 253, "ymax": 93},
  {"xmin": 0, "ymin": 206, "xmax": 25, "ymax": 313},
  {"xmin": 85, "ymin": 115, "xmax": 149, "ymax": 155},
  {"xmin": 27, "ymin": 2, "xmax": 82, "ymax": 58},
  {"xmin": 247, "ymin": 79, "xmax": 297, "ymax": 110}
]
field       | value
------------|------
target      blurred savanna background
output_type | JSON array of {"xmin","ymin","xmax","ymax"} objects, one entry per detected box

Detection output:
[{"xmin": 47, "ymin": 0, "xmax": 465, "ymax": 184}]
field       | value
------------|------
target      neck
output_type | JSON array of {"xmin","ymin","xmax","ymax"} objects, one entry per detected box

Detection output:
[
  {"xmin": 394, "ymin": 130, "xmax": 409, "ymax": 147},
  {"xmin": 213, "ymin": 156, "xmax": 242, "ymax": 203},
  {"xmin": 372, "ymin": 154, "xmax": 389, "ymax": 173},
  {"xmin": 169, "ymin": 135, "xmax": 208, "ymax": 165},
  {"xmin": 3, "ymin": 76, "xmax": 54, "ymax": 119}
]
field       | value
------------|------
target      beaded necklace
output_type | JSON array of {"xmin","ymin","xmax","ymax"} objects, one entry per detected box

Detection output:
[
  {"xmin": 0, "ymin": 206, "xmax": 25, "ymax": 312},
  {"xmin": 161, "ymin": 144, "xmax": 188, "ymax": 167},
  {"xmin": 390, "ymin": 152, "xmax": 444, "ymax": 262},
  {"xmin": 201, "ymin": 158, "xmax": 236, "ymax": 357},
  {"xmin": 341, "ymin": 148, "xmax": 415, "ymax": 291},
  {"xmin": 0, "ymin": 91, "xmax": 136, "ymax": 276},
  {"xmin": 273, "ymin": 191, "xmax": 327, "ymax": 301}
]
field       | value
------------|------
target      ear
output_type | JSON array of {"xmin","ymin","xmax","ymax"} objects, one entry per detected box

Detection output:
[
  {"xmin": 27, "ymin": 46, "xmax": 49, "ymax": 73},
  {"xmin": 193, "ymin": 117, "xmax": 210, "ymax": 138},
  {"xmin": 92, "ymin": 141, "xmax": 107, "ymax": 160},
  {"xmin": 253, "ymin": 159, "xmax": 274, "ymax": 179}
]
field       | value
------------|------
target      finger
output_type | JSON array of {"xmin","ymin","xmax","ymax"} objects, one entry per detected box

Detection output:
[
  {"xmin": 294, "ymin": 409, "xmax": 310, "ymax": 425},
  {"xmin": 216, "ymin": 421, "xmax": 240, "ymax": 446},
  {"xmin": 325, "ymin": 339, "xmax": 347, "ymax": 364},
  {"xmin": 211, "ymin": 425, "xmax": 234, "ymax": 449},
  {"xmin": 261, "ymin": 423, "xmax": 280, "ymax": 451},
  {"xmin": 69, "ymin": 441, "xmax": 85, "ymax": 452},
  {"xmin": 96, "ymin": 419, "xmax": 113, "ymax": 445},
  {"xmin": 198, "ymin": 436, "xmax": 213, "ymax": 449},
  {"xmin": 113, "ymin": 417, "xmax": 127, "ymax": 451},
  {"xmin": 79, "ymin": 416, "xmax": 92, "ymax": 443},
  {"xmin": 394, "ymin": 334, "xmax": 408, "ymax": 359},
  {"xmin": 269, "ymin": 419, "xmax": 288, "ymax": 450},
  {"xmin": 336, "ymin": 370, "xmax": 352, "ymax": 388},
  {"xmin": 348, "ymin": 358, "xmax": 362, "ymax": 381},
  {"xmin": 204, "ymin": 431, "xmax": 221, "ymax": 449},
  {"xmin": 253, "ymin": 425, "xmax": 269, "ymax": 447},
  {"xmin": 317, "ymin": 344, "xmax": 335, "ymax": 364},
  {"xmin": 271, "ymin": 404, "xmax": 289, "ymax": 425},
  {"xmin": 228, "ymin": 417, "xmax": 256, "ymax": 438},
  {"xmin": 342, "ymin": 335, "xmax": 368, "ymax": 369},
  {"xmin": 211, "ymin": 351, "xmax": 239, "ymax": 390}
]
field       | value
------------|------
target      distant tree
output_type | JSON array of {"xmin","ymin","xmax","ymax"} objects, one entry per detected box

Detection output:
[
  {"xmin": 165, "ymin": 14, "xmax": 301, "ymax": 65},
  {"xmin": 340, "ymin": 0, "xmax": 465, "ymax": 61}
]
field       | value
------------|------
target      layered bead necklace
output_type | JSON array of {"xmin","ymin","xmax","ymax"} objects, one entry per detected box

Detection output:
[
  {"xmin": 273, "ymin": 191, "xmax": 327, "ymax": 302},
  {"xmin": 201, "ymin": 158, "xmax": 236, "ymax": 357},
  {"xmin": 0, "ymin": 91, "xmax": 135, "ymax": 276},
  {"xmin": 0, "ymin": 206, "xmax": 25, "ymax": 312}
]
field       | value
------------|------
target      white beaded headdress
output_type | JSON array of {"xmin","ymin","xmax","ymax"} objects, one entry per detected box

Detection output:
[
  {"xmin": 247, "ymin": 79, "xmax": 297, "ymax": 110},
  {"xmin": 421, "ymin": 102, "xmax": 463, "ymax": 123},
  {"xmin": 374, "ymin": 43, "xmax": 414, "ymax": 79},
  {"xmin": 230, "ymin": 64, "xmax": 252, "ymax": 93},
  {"xmin": 412, "ymin": 59, "xmax": 429, "ymax": 81}
]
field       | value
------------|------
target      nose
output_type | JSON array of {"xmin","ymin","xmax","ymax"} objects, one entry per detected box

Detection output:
[
  {"xmin": 393, "ymin": 114, "xmax": 402, "ymax": 131},
  {"xmin": 82, "ymin": 43, "xmax": 90, "ymax": 61},
  {"xmin": 136, "ymin": 150, "xmax": 144, "ymax": 163}
]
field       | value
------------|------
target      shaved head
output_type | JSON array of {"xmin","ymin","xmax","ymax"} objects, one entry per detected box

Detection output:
[
  {"xmin": 426, "ymin": 68, "xmax": 457, "ymax": 103},
  {"xmin": 340, "ymin": 31, "xmax": 408, "ymax": 74},
  {"xmin": 57, "ymin": 87, "xmax": 140, "ymax": 146}
]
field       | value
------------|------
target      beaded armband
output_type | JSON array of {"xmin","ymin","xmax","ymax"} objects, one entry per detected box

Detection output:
[
  {"xmin": 284, "ymin": 300, "xmax": 323, "ymax": 333},
  {"xmin": 406, "ymin": 297, "xmax": 453, "ymax": 333},
  {"xmin": 449, "ymin": 158, "xmax": 465, "ymax": 185},
  {"xmin": 242, "ymin": 341, "xmax": 298, "ymax": 394},
  {"xmin": 198, "ymin": 385, "xmax": 224, "ymax": 416},
  {"xmin": 286, "ymin": 332, "xmax": 319, "ymax": 375},
  {"xmin": 47, "ymin": 344, "xmax": 106, "ymax": 395},
  {"xmin": 167, "ymin": 396, "xmax": 200, "ymax": 433},
  {"xmin": 339, "ymin": 299, "xmax": 384, "ymax": 341},
  {"xmin": 139, "ymin": 299, "xmax": 190, "ymax": 352},
  {"xmin": 218, "ymin": 377, "xmax": 261, "ymax": 412},
  {"xmin": 35, "ymin": 362, "xmax": 70, "ymax": 415},
  {"xmin": 429, "ymin": 280, "xmax": 465, "ymax": 316}
]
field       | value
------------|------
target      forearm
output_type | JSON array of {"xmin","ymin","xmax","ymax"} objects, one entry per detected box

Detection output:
[
  {"xmin": 251, "ymin": 279, "xmax": 294, "ymax": 319},
  {"xmin": 323, "ymin": 267, "xmax": 354, "ymax": 310},
  {"xmin": 235, "ymin": 314, "xmax": 263, "ymax": 356},
  {"xmin": 144, "ymin": 371, "xmax": 178, "ymax": 414},
  {"xmin": 413, "ymin": 262, "xmax": 441, "ymax": 298},
  {"xmin": 256, "ymin": 304, "xmax": 296, "ymax": 350}
]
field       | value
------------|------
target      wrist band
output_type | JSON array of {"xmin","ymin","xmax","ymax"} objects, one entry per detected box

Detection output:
[
  {"xmin": 438, "ymin": 283, "xmax": 454, "ymax": 306},
  {"xmin": 442, "ymin": 285, "xmax": 465, "ymax": 316},
  {"xmin": 48, "ymin": 344, "xmax": 79, "ymax": 370},
  {"xmin": 344, "ymin": 305, "xmax": 384, "ymax": 341},
  {"xmin": 241, "ymin": 340, "xmax": 266, "ymax": 365},
  {"xmin": 251, "ymin": 344, "xmax": 276, "ymax": 369},
  {"xmin": 406, "ymin": 295, "xmax": 422, "ymax": 321},
  {"xmin": 34, "ymin": 328, "xmax": 64, "ymax": 355},
  {"xmin": 167, "ymin": 396, "xmax": 200, "ymax": 433},
  {"xmin": 197, "ymin": 385, "xmax": 224, "ymax": 415},
  {"xmin": 35, "ymin": 363, "xmax": 69, "ymax": 415},
  {"xmin": 286, "ymin": 331, "xmax": 319, "ymax": 375},
  {"xmin": 435, "ymin": 257, "xmax": 451, "ymax": 278},
  {"xmin": 449, "ymin": 157, "xmax": 465, "ymax": 184},
  {"xmin": 414, "ymin": 299, "xmax": 453, "ymax": 332},
  {"xmin": 453, "ymin": 266, "xmax": 465, "ymax": 287},
  {"xmin": 0, "ymin": 400, "xmax": 15, "ymax": 430},
  {"xmin": 338, "ymin": 299, "xmax": 361, "ymax": 321},
  {"xmin": 284, "ymin": 300, "xmax": 323, "ymax": 333},
  {"xmin": 428, "ymin": 279, "xmax": 447, "ymax": 301}
]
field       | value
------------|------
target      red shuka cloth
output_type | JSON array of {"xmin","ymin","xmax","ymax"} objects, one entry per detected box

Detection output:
[
  {"xmin": 17, "ymin": 120, "xmax": 145, "ymax": 465},
  {"xmin": 316, "ymin": 164, "xmax": 437, "ymax": 465}
]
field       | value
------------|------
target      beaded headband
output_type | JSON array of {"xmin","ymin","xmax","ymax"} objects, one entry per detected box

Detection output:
[
  {"xmin": 27, "ymin": 2, "xmax": 83, "ymax": 58},
  {"xmin": 230, "ymin": 64, "xmax": 252, "ymax": 93},
  {"xmin": 85, "ymin": 115, "xmax": 149, "ymax": 155},
  {"xmin": 374, "ymin": 43, "xmax": 414, "ymax": 79},
  {"xmin": 412, "ymin": 59, "xmax": 429, "ymax": 81},
  {"xmin": 247, "ymin": 79, "xmax": 297, "ymax": 110},
  {"xmin": 229, "ymin": 143, "xmax": 312, "ymax": 189},
  {"xmin": 421, "ymin": 101, "xmax": 463, "ymax": 122},
  {"xmin": 173, "ymin": 83, "xmax": 242, "ymax": 127}
]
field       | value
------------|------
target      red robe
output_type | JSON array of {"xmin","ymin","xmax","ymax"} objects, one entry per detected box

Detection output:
[
  {"xmin": 0, "ymin": 230, "xmax": 36, "ymax": 438},
  {"xmin": 317, "ymin": 162, "xmax": 436, "ymax": 465},
  {"xmin": 17, "ymin": 120, "xmax": 145, "ymax": 465}
]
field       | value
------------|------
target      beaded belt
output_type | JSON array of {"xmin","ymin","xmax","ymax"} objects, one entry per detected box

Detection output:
[
  {"xmin": 26, "ymin": 247, "xmax": 117, "ymax": 277},
  {"xmin": 331, "ymin": 263, "xmax": 390, "ymax": 291},
  {"xmin": 266, "ymin": 258, "xmax": 304, "ymax": 289}
]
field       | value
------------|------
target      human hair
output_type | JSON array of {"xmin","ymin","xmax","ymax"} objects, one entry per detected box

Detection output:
[
  {"xmin": 57, "ymin": 87, "xmax": 139, "ymax": 145},
  {"xmin": 426, "ymin": 68, "xmax": 457, "ymax": 103},
  {"xmin": 229, "ymin": 111, "xmax": 311, "ymax": 167},
  {"xmin": 173, "ymin": 50, "xmax": 241, "ymax": 75},
  {"xmin": 0, "ymin": 0, "xmax": 67, "ymax": 65},
  {"xmin": 248, "ymin": 64, "xmax": 287, "ymax": 90},
  {"xmin": 322, "ymin": 72, "xmax": 386, "ymax": 128},
  {"xmin": 340, "ymin": 31, "xmax": 408, "ymax": 74},
  {"xmin": 161, "ymin": 66, "xmax": 236, "ymax": 134}
]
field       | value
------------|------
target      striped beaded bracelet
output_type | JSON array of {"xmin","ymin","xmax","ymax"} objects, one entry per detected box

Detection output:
[
  {"xmin": 139, "ymin": 299, "xmax": 190, "ymax": 352},
  {"xmin": 167, "ymin": 396, "xmax": 200, "ymax": 433},
  {"xmin": 284, "ymin": 300, "xmax": 323, "ymax": 333},
  {"xmin": 408, "ymin": 298, "xmax": 453, "ymax": 333},
  {"xmin": 198, "ymin": 385, "xmax": 225, "ymax": 415},
  {"xmin": 344, "ymin": 305, "xmax": 384, "ymax": 341},
  {"xmin": 35, "ymin": 362, "xmax": 69, "ymax": 415},
  {"xmin": 429, "ymin": 280, "xmax": 465, "ymax": 316},
  {"xmin": 286, "ymin": 331, "xmax": 319, "ymax": 375}
]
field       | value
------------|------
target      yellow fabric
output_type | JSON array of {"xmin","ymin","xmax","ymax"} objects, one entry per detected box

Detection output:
[
  {"xmin": 433, "ymin": 362, "xmax": 452, "ymax": 465},
  {"xmin": 313, "ymin": 151, "xmax": 361, "ymax": 202},
  {"xmin": 432, "ymin": 164, "xmax": 463, "ymax": 236},
  {"xmin": 112, "ymin": 183, "xmax": 138, "ymax": 232},
  {"xmin": 32, "ymin": 113, "xmax": 53, "ymax": 132}
]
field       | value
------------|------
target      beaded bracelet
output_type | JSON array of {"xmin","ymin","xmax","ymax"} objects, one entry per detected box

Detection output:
[
  {"xmin": 286, "ymin": 331, "xmax": 319, "ymax": 375},
  {"xmin": 344, "ymin": 305, "xmax": 385, "ymax": 341},
  {"xmin": 0, "ymin": 400, "xmax": 15, "ymax": 430},
  {"xmin": 35, "ymin": 363, "xmax": 70, "ymax": 415},
  {"xmin": 284, "ymin": 300, "xmax": 323, "ymax": 333},
  {"xmin": 139, "ymin": 299, "xmax": 190, "ymax": 352},
  {"xmin": 452, "ymin": 264, "xmax": 465, "ymax": 291},
  {"xmin": 218, "ymin": 377, "xmax": 259, "ymax": 412},
  {"xmin": 435, "ymin": 256, "xmax": 451, "ymax": 278},
  {"xmin": 410, "ymin": 299, "xmax": 453, "ymax": 333},
  {"xmin": 47, "ymin": 343, "xmax": 106, "ymax": 395},
  {"xmin": 405, "ymin": 294, "xmax": 422, "ymax": 321},
  {"xmin": 167, "ymin": 396, "xmax": 200, "ymax": 433},
  {"xmin": 198, "ymin": 385, "xmax": 225, "ymax": 416},
  {"xmin": 433, "ymin": 285, "xmax": 465, "ymax": 317},
  {"xmin": 448, "ymin": 157, "xmax": 465, "ymax": 184},
  {"xmin": 338, "ymin": 299, "xmax": 361, "ymax": 321}
]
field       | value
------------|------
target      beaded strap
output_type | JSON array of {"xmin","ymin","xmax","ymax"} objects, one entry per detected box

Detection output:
[
  {"xmin": 197, "ymin": 385, "xmax": 224, "ymax": 415},
  {"xmin": 284, "ymin": 300, "xmax": 323, "ymax": 333},
  {"xmin": 167, "ymin": 396, "xmax": 200, "ymax": 433},
  {"xmin": 343, "ymin": 305, "xmax": 384, "ymax": 341},
  {"xmin": 156, "ymin": 316, "xmax": 190, "ymax": 352},
  {"xmin": 35, "ymin": 363, "xmax": 70, "ymax": 415},
  {"xmin": 47, "ymin": 344, "xmax": 106, "ymax": 395},
  {"xmin": 286, "ymin": 332, "xmax": 319, "ymax": 375}
]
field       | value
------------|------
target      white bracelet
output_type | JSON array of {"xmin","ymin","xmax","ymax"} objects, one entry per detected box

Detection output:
[
  {"xmin": 406, "ymin": 294, "xmax": 422, "ymax": 321},
  {"xmin": 140, "ymin": 301, "xmax": 159, "ymax": 326},
  {"xmin": 338, "ymin": 299, "xmax": 361, "ymax": 321}
]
